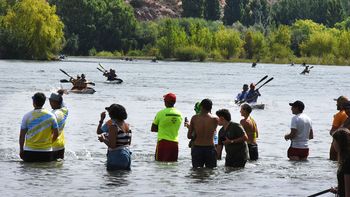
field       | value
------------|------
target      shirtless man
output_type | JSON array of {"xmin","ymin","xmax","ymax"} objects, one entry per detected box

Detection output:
[
  {"xmin": 188, "ymin": 98, "xmax": 218, "ymax": 168},
  {"xmin": 240, "ymin": 104, "xmax": 259, "ymax": 160}
]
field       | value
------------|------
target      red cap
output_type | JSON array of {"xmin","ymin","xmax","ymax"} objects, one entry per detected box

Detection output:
[{"xmin": 163, "ymin": 93, "xmax": 176, "ymax": 102}]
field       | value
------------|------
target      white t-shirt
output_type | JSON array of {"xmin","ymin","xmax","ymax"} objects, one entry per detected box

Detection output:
[{"xmin": 290, "ymin": 113, "xmax": 312, "ymax": 148}]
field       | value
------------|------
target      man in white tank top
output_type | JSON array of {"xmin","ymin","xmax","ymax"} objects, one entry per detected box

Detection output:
[{"xmin": 284, "ymin": 100, "xmax": 314, "ymax": 161}]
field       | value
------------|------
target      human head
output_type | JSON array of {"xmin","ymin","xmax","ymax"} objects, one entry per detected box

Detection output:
[
  {"xmin": 32, "ymin": 92, "xmax": 46, "ymax": 108},
  {"xmin": 243, "ymin": 84, "xmax": 248, "ymax": 92},
  {"xmin": 240, "ymin": 103, "xmax": 252, "ymax": 116},
  {"xmin": 334, "ymin": 96, "xmax": 348, "ymax": 111},
  {"xmin": 105, "ymin": 104, "xmax": 127, "ymax": 120},
  {"xmin": 194, "ymin": 102, "xmax": 201, "ymax": 114},
  {"xmin": 216, "ymin": 109, "xmax": 231, "ymax": 125},
  {"xmin": 81, "ymin": 74, "xmax": 85, "ymax": 79},
  {"xmin": 250, "ymin": 83, "xmax": 255, "ymax": 90},
  {"xmin": 332, "ymin": 128, "xmax": 350, "ymax": 163},
  {"xmin": 289, "ymin": 100, "xmax": 305, "ymax": 114},
  {"xmin": 200, "ymin": 98, "xmax": 212, "ymax": 112},
  {"xmin": 49, "ymin": 93, "xmax": 63, "ymax": 109},
  {"xmin": 163, "ymin": 93, "xmax": 176, "ymax": 107},
  {"xmin": 77, "ymin": 75, "xmax": 81, "ymax": 79}
]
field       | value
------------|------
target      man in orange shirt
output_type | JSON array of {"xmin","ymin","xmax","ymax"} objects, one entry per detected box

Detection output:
[{"xmin": 329, "ymin": 96, "xmax": 348, "ymax": 161}]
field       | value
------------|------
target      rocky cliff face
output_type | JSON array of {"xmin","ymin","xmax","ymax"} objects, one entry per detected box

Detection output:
[{"xmin": 126, "ymin": 0, "xmax": 276, "ymax": 21}]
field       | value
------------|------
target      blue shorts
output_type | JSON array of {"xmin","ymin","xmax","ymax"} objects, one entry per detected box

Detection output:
[
  {"xmin": 191, "ymin": 146, "xmax": 217, "ymax": 168},
  {"xmin": 107, "ymin": 147, "xmax": 131, "ymax": 171}
]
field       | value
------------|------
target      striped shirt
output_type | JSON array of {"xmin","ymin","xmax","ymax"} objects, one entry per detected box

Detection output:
[{"xmin": 52, "ymin": 106, "xmax": 69, "ymax": 150}]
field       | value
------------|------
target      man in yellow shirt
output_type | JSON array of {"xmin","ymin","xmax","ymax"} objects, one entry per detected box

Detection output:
[
  {"xmin": 329, "ymin": 96, "xmax": 348, "ymax": 161},
  {"xmin": 151, "ymin": 93, "xmax": 183, "ymax": 162}
]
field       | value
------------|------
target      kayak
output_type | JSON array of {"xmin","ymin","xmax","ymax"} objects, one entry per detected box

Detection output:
[
  {"xmin": 104, "ymin": 78, "xmax": 123, "ymax": 84},
  {"xmin": 250, "ymin": 103, "xmax": 265, "ymax": 110},
  {"xmin": 69, "ymin": 87, "xmax": 96, "ymax": 94}
]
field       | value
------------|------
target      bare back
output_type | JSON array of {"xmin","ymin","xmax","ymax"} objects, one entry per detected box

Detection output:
[{"xmin": 190, "ymin": 113, "xmax": 218, "ymax": 146}]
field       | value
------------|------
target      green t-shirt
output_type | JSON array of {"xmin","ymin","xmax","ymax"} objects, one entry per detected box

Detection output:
[
  {"xmin": 218, "ymin": 122, "xmax": 248, "ymax": 160},
  {"xmin": 153, "ymin": 107, "xmax": 183, "ymax": 142}
]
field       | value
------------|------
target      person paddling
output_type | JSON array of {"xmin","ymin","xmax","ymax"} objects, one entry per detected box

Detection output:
[
  {"xmin": 245, "ymin": 83, "xmax": 261, "ymax": 104},
  {"xmin": 235, "ymin": 84, "xmax": 249, "ymax": 104},
  {"xmin": 103, "ymin": 69, "xmax": 118, "ymax": 81}
]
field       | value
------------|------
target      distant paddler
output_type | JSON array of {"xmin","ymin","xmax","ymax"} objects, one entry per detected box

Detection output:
[
  {"xmin": 300, "ymin": 65, "xmax": 313, "ymax": 75},
  {"xmin": 97, "ymin": 63, "xmax": 123, "ymax": 83}
]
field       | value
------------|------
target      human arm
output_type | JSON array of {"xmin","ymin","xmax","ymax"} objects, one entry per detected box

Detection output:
[
  {"xmin": 285, "ymin": 128, "xmax": 297, "ymax": 140},
  {"xmin": 19, "ymin": 129, "xmax": 27, "ymax": 159},
  {"xmin": 345, "ymin": 174, "xmax": 350, "ymax": 197},
  {"xmin": 187, "ymin": 117, "xmax": 195, "ymax": 139},
  {"xmin": 309, "ymin": 128, "xmax": 313, "ymax": 140},
  {"xmin": 151, "ymin": 124, "xmax": 158, "ymax": 132},
  {"xmin": 216, "ymin": 144, "xmax": 223, "ymax": 160},
  {"xmin": 97, "ymin": 112, "xmax": 106, "ymax": 134},
  {"xmin": 223, "ymin": 133, "xmax": 248, "ymax": 145},
  {"xmin": 52, "ymin": 128, "xmax": 59, "ymax": 142}
]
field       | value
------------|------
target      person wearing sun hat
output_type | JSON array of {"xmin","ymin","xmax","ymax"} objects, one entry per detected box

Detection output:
[
  {"xmin": 284, "ymin": 100, "xmax": 313, "ymax": 161},
  {"xmin": 329, "ymin": 96, "xmax": 348, "ymax": 161},
  {"xmin": 151, "ymin": 93, "xmax": 183, "ymax": 162}
]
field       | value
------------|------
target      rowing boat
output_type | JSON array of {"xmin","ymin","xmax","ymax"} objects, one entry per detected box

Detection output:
[
  {"xmin": 250, "ymin": 103, "xmax": 265, "ymax": 110},
  {"xmin": 104, "ymin": 78, "xmax": 123, "ymax": 84},
  {"xmin": 69, "ymin": 87, "xmax": 96, "ymax": 94}
]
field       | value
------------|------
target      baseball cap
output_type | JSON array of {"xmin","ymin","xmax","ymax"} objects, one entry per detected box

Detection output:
[
  {"xmin": 163, "ymin": 93, "xmax": 176, "ymax": 102},
  {"xmin": 289, "ymin": 100, "xmax": 305, "ymax": 111},
  {"xmin": 49, "ymin": 93, "xmax": 62, "ymax": 103},
  {"xmin": 105, "ymin": 103, "xmax": 118, "ymax": 111},
  {"xmin": 333, "ymin": 96, "xmax": 348, "ymax": 104}
]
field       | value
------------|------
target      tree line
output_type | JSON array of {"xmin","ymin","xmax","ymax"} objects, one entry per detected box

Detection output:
[{"xmin": 0, "ymin": 0, "xmax": 349, "ymax": 65}]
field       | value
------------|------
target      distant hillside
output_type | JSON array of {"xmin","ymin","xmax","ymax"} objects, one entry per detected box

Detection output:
[{"xmin": 126, "ymin": 0, "xmax": 278, "ymax": 21}]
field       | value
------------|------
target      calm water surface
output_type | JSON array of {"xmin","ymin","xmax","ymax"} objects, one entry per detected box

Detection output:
[{"xmin": 0, "ymin": 58, "xmax": 348, "ymax": 196}]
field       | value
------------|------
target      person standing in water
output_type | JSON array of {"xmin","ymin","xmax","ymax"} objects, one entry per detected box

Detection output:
[
  {"xmin": 151, "ymin": 93, "xmax": 182, "ymax": 162},
  {"xmin": 188, "ymin": 99, "xmax": 218, "ymax": 168},
  {"xmin": 284, "ymin": 100, "xmax": 313, "ymax": 161},
  {"xmin": 49, "ymin": 90, "xmax": 69, "ymax": 160},
  {"xmin": 240, "ymin": 104, "xmax": 259, "ymax": 160},
  {"xmin": 329, "ymin": 96, "xmax": 348, "ymax": 161},
  {"xmin": 19, "ymin": 92, "xmax": 59, "ymax": 162}
]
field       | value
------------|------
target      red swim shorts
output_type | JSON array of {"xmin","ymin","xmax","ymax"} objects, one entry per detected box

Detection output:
[
  {"xmin": 155, "ymin": 140, "xmax": 178, "ymax": 162},
  {"xmin": 287, "ymin": 147, "xmax": 309, "ymax": 159}
]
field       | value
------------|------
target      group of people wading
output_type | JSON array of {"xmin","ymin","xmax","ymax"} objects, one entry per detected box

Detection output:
[{"xmin": 18, "ymin": 90, "xmax": 350, "ymax": 196}]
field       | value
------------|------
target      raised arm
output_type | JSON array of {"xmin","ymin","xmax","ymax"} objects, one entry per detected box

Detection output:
[{"xmin": 97, "ymin": 112, "xmax": 106, "ymax": 134}]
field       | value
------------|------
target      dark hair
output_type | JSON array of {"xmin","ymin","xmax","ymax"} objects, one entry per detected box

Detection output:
[
  {"xmin": 108, "ymin": 104, "xmax": 127, "ymax": 120},
  {"xmin": 32, "ymin": 92, "xmax": 46, "ymax": 107},
  {"xmin": 200, "ymin": 98, "xmax": 212, "ymax": 111},
  {"xmin": 332, "ymin": 128, "xmax": 350, "ymax": 164},
  {"xmin": 241, "ymin": 103, "xmax": 252, "ymax": 114},
  {"xmin": 216, "ymin": 109, "xmax": 231, "ymax": 121}
]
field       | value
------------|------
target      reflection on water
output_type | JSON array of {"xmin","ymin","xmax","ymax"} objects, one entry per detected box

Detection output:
[{"xmin": 0, "ymin": 58, "xmax": 347, "ymax": 196}]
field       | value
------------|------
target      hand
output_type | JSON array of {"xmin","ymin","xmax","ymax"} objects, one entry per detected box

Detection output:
[
  {"xmin": 98, "ymin": 134, "xmax": 105, "ymax": 142},
  {"xmin": 184, "ymin": 122, "xmax": 190, "ymax": 128},
  {"xmin": 284, "ymin": 134, "xmax": 289, "ymax": 141},
  {"xmin": 57, "ymin": 89, "xmax": 65, "ymax": 95},
  {"xmin": 100, "ymin": 112, "xmax": 106, "ymax": 121},
  {"xmin": 330, "ymin": 187, "xmax": 337, "ymax": 194}
]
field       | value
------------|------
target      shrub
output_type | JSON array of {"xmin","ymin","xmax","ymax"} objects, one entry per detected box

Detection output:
[
  {"xmin": 175, "ymin": 46, "xmax": 207, "ymax": 61},
  {"xmin": 95, "ymin": 51, "xmax": 114, "ymax": 57}
]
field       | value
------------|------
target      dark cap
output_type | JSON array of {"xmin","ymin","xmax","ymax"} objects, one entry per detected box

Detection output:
[
  {"xmin": 105, "ymin": 103, "xmax": 118, "ymax": 111},
  {"xmin": 334, "ymin": 96, "xmax": 348, "ymax": 104},
  {"xmin": 289, "ymin": 100, "xmax": 305, "ymax": 111},
  {"xmin": 163, "ymin": 93, "xmax": 176, "ymax": 103},
  {"xmin": 49, "ymin": 93, "xmax": 63, "ymax": 103}
]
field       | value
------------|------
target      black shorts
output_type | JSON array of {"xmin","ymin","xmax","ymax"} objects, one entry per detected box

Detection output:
[
  {"xmin": 52, "ymin": 149, "xmax": 65, "ymax": 160},
  {"xmin": 225, "ymin": 156, "xmax": 247, "ymax": 168},
  {"xmin": 22, "ymin": 150, "xmax": 54, "ymax": 162},
  {"xmin": 191, "ymin": 145, "xmax": 217, "ymax": 168},
  {"xmin": 248, "ymin": 144, "xmax": 259, "ymax": 160}
]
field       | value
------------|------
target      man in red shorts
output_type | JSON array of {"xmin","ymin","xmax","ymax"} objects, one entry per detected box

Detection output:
[
  {"xmin": 151, "ymin": 93, "xmax": 183, "ymax": 162},
  {"xmin": 284, "ymin": 100, "xmax": 313, "ymax": 161}
]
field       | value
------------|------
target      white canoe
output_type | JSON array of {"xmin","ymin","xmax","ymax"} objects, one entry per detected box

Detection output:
[{"xmin": 69, "ymin": 88, "xmax": 96, "ymax": 94}]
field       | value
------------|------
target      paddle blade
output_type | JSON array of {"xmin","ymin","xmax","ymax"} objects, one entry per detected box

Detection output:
[
  {"xmin": 255, "ymin": 75, "xmax": 268, "ymax": 86},
  {"xmin": 60, "ymin": 79, "xmax": 70, "ymax": 83}
]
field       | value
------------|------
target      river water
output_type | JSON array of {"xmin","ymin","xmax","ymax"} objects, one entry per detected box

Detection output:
[{"xmin": 0, "ymin": 58, "xmax": 348, "ymax": 196}]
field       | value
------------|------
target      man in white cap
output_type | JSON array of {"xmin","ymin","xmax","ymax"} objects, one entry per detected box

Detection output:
[
  {"xmin": 49, "ymin": 90, "xmax": 68, "ymax": 160},
  {"xmin": 284, "ymin": 100, "xmax": 313, "ymax": 161}
]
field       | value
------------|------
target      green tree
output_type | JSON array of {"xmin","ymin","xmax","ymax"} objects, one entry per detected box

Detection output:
[
  {"xmin": 241, "ymin": 0, "xmax": 270, "ymax": 27},
  {"xmin": 182, "ymin": 0, "xmax": 205, "ymax": 18},
  {"xmin": 338, "ymin": 30, "xmax": 350, "ymax": 59},
  {"xmin": 300, "ymin": 30, "xmax": 338, "ymax": 57},
  {"xmin": 268, "ymin": 25, "xmax": 293, "ymax": 60},
  {"xmin": 223, "ymin": 0, "xmax": 242, "ymax": 25},
  {"xmin": 204, "ymin": 0, "xmax": 221, "ymax": 21},
  {"xmin": 244, "ymin": 30, "xmax": 268, "ymax": 59},
  {"xmin": 50, "ymin": 0, "xmax": 138, "ymax": 55},
  {"xmin": 214, "ymin": 28, "xmax": 244, "ymax": 59},
  {"xmin": 2, "ymin": 0, "xmax": 64, "ymax": 59},
  {"xmin": 335, "ymin": 17, "xmax": 350, "ymax": 30},
  {"xmin": 157, "ymin": 19, "xmax": 188, "ymax": 58},
  {"xmin": 188, "ymin": 24, "xmax": 213, "ymax": 51}
]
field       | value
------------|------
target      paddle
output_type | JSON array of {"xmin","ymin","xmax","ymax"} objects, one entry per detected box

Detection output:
[
  {"xmin": 256, "ymin": 77, "xmax": 273, "ymax": 91},
  {"xmin": 60, "ymin": 79, "xmax": 70, "ymax": 83},
  {"xmin": 99, "ymin": 63, "xmax": 107, "ymax": 72},
  {"xmin": 255, "ymin": 75, "xmax": 268, "ymax": 86},
  {"xmin": 59, "ymin": 69, "xmax": 73, "ymax": 79},
  {"xmin": 239, "ymin": 77, "xmax": 274, "ymax": 104},
  {"xmin": 307, "ymin": 188, "xmax": 331, "ymax": 197},
  {"xmin": 97, "ymin": 67, "xmax": 106, "ymax": 73}
]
